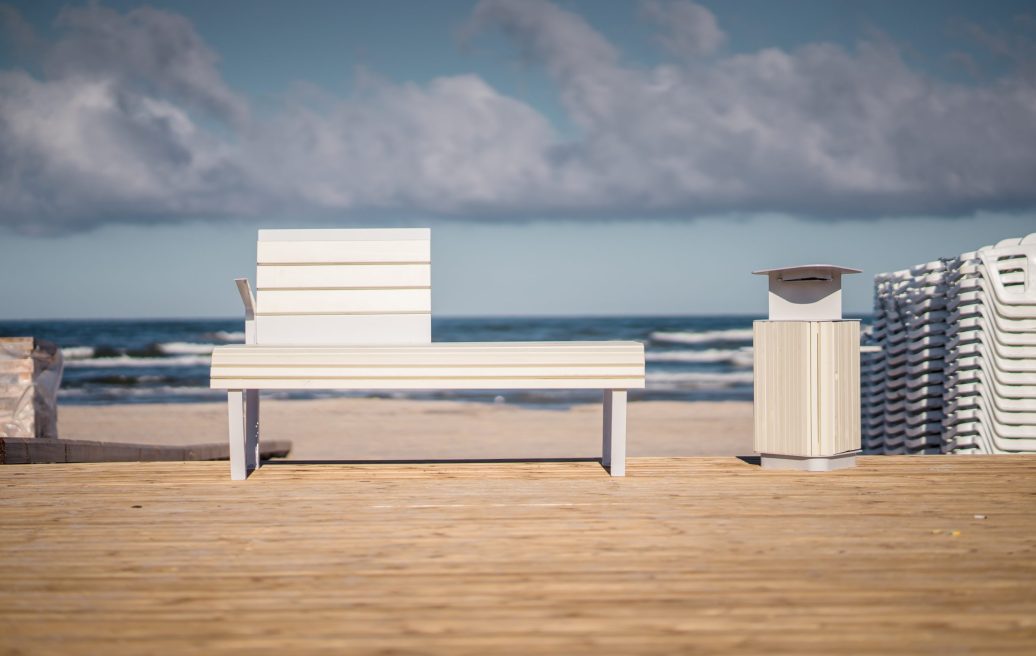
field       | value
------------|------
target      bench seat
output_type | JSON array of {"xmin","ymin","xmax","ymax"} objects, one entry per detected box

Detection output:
[{"xmin": 211, "ymin": 342, "xmax": 645, "ymax": 390}]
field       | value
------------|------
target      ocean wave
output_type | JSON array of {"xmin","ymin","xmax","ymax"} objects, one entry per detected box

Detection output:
[
  {"xmin": 646, "ymin": 347, "xmax": 753, "ymax": 367},
  {"xmin": 61, "ymin": 346, "xmax": 95, "ymax": 360},
  {"xmin": 158, "ymin": 342, "xmax": 216, "ymax": 355},
  {"xmin": 59, "ymin": 385, "xmax": 221, "ymax": 402},
  {"xmin": 647, "ymin": 371, "xmax": 754, "ymax": 388},
  {"xmin": 64, "ymin": 355, "xmax": 211, "ymax": 368},
  {"xmin": 650, "ymin": 328, "xmax": 753, "ymax": 345},
  {"xmin": 204, "ymin": 331, "xmax": 245, "ymax": 342}
]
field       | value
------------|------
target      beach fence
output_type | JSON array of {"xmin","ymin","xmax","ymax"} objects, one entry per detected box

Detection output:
[
  {"xmin": 0, "ymin": 337, "xmax": 62, "ymax": 439},
  {"xmin": 0, "ymin": 336, "xmax": 292, "ymax": 464},
  {"xmin": 863, "ymin": 233, "xmax": 1036, "ymax": 454}
]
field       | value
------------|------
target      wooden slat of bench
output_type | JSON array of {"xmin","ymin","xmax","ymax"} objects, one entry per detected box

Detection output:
[
  {"xmin": 214, "ymin": 341, "xmax": 644, "ymax": 353},
  {"xmin": 212, "ymin": 365, "xmax": 645, "ymax": 378},
  {"xmin": 210, "ymin": 377, "xmax": 645, "ymax": 390},
  {"xmin": 256, "ymin": 315, "xmax": 430, "ymax": 346},
  {"xmin": 211, "ymin": 342, "xmax": 646, "ymax": 389},
  {"xmin": 257, "ymin": 240, "xmax": 430, "ymax": 264},
  {"xmin": 259, "ymin": 228, "xmax": 429, "ymax": 241},
  {"xmin": 212, "ymin": 344, "xmax": 644, "ymax": 367},
  {"xmin": 255, "ymin": 288, "xmax": 431, "ymax": 314},
  {"xmin": 256, "ymin": 263, "xmax": 431, "ymax": 290},
  {"xmin": 213, "ymin": 354, "xmax": 643, "ymax": 367}
]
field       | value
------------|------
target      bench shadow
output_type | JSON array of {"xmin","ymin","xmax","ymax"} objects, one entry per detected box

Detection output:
[{"xmin": 264, "ymin": 456, "xmax": 603, "ymax": 466}]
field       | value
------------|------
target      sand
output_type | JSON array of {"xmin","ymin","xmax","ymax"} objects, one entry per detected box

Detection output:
[{"xmin": 58, "ymin": 398, "xmax": 754, "ymax": 460}]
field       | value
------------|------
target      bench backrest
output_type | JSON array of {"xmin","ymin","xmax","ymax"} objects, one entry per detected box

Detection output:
[{"xmin": 254, "ymin": 229, "xmax": 431, "ymax": 345}]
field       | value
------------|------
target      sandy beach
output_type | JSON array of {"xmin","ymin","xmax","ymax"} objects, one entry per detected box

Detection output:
[{"xmin": 58, "ymin": 399, "xmax": 754, "ymax": 460}]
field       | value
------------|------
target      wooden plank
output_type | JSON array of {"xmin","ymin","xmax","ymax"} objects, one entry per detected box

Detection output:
[
  {"xmin": 64, "ymin": 441, "xmax": 150, "ymax": 462},
  {"xmin": 214, "ymin": 344, "xmax": 646, "ymax": 355},
  {"xmin": 257, "ymin": 240, "xmax": 430, "ymax": 265},
  {"xmin": 212, "ymin": 365, "xmax": 645, "ymax": 379},
  {"xmin": 0, "ymin": 384, "xmax": 29, "ymax": 398},
  {"xmin": 218, "ymin": 341, "xmax": 644, "ymax": 351},
  {"xmin": 214, "ymin": 339, "xmax": 642, "ymax": 350},
  {"xmin": 0, "ymin": 372, "xmax": 33, "ymax": 387},
  {"xmin": 0, "ymin": 337, "xmax": 33, "ymax": 359},
  {"xmin": 212, "ymin": 352, "xmax": 645, "ymax": 366},
  {"xmin": 753, "ymin": 321, "xmax": 813, "ymax": 456},
  {"xmin": 0, "ymin": 438, "xmax": 292, "ymax": 464},
  {"xmin": 256, "ymin": 263, "xmax": 431, "ymax": 290},
  {"xmin": 25, "ymin": 439, "xmax": 65, "ymax": 464},
  {"xmin": 255, "ymin": 288, "xmax": 431, "ymax": 314},
  {"xmin": 213, "ymin": 343, "xmax": 645, "ymax": 365},
  {"xmin": 0, "ymin": 438, "xmax": 27, "ymax": 464},
  {"xmin": 0, "ymin": 457, "xmax": 1034, "ymax": 655},
  {"xmin": 210, "ymin": 377, "xmax": 646, "ymax": 390},
  {"xmin": 0, "ymin": 360, "xmax": 33, "ymax": 374},
  {"xmin": 256, "ymin": 314, "xmax": 431, "ymax": 346},
  {"xmin": 259, "ymin": 228, "xmax": 429, "ymax": 241},
  {"xmin": 817, "ymin": 321, "xmax": 861, "ymax": 455}
]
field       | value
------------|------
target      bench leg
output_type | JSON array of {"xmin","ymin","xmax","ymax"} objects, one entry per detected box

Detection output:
[
  {"xmin": 604, "ymin": 389, "xmax": 626, "ymax": 476},
  {"xmin": 245, "ymin": 389, "xmax": 260, "ymax": 473},
  {"xmin": 228, "ymin": 390, "xmax": 247, "ymax": 481}
]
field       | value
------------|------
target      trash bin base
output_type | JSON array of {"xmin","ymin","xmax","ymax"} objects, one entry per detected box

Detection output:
[{"xmin": 760, "ymin": 451, "xmax": 859, "ymax": 472}]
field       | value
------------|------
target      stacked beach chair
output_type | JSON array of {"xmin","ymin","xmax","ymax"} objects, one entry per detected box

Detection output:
[
  {"xmin": 863, "ymin": 262, "xmax": 950, "ymax": 454},
  {"xmin": 864, "ymin": 233, "xmax": 1036, "ymax": 454},
  {"xmin": 941, "ymin": 235, "xmax": 1036, "ymax": 453}
]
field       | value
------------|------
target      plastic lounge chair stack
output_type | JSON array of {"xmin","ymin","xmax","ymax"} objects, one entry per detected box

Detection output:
[
  {"xmin": 864, "ymin": 232, "xmax": 1036, "ymax": 454},
  {"xmin": 862, "ymin": 262, "xmax": 950, "ymax": 454},
  {"xmin": 867, "ymin": 269, "xmax": 909, "ymax": 453},
  {"xmin": 900, "ymin": 261, "xmax": 950, "ymax": 454},
  {"xmin": 941, "ymin": 234, "xmax": 1036, "ymax": 454},
  {"xmin": 861, "ymin": 276, "xmax": 894, "ymax": 453},
  {"xmin": 860, "ymin": 340, "xmax": 884, "ymax": 453}
]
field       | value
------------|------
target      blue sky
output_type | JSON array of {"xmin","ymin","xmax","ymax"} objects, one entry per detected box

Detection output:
[{"xmin": 1, "ymin": 0, "xmax": 1034, "ymax": 319}]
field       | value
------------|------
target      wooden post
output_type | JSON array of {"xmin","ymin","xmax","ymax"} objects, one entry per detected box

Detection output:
[
  {"xmin": 245, "ymin": 389, "xmax": 260, "ymax": 472},
  {"xmin": 606, "ymin": 389, "xmax": 627, "ymax": 477},
  {"xmin": 228, "ymin": 390, "xmax": 247, "ymax": 480},
  {"xmin": 601, "ymin": 390, "xmax": 612, "ymax": 468}
]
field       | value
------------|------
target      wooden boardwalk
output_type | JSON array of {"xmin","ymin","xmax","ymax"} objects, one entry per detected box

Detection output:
[{"xmin": 2, "ymin": 456, "xmax": 1035, "ymax": 654}]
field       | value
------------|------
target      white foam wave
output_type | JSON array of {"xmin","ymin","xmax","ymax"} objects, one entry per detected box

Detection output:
[
  {"xmin": 206, "ymin": 331, "xmax": 245, "ymax": 342},
  {"xmin": 646, "ymin": 347, "xmax": 753, "ymax": 367},
  {"xmin": 650, "ymin": 329, "xmax": 753, "ymax": 345},
  {"xmin": 61, "ymin": 346, "xmax": 95, "ymax": 360},
  {"xmin": 647, "ymin": 371, "xmax": 754, "ymax": 388},
  {"xmin": 59, "ymin": 386, "xmax": 220, "ymax": 399},
  {"xmin": 64, "ymin": 355, "xmax": 211, "ymax": 368},
  {"xmin": 158, "ymin": 342, "xmax": 216, "ymax": 355}
]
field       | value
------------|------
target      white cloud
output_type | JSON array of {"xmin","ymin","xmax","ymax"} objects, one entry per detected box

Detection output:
[
  {"xmin": 640, "ymin": 0, "xmax": 726, "ymax": 57},
  {"xmin": 45, "ymin": 3, "xmax": 249, "ymax": 126},
  {"xmin": 1, "ymin": 0, "xmax": 1035, "ymax": 234}
]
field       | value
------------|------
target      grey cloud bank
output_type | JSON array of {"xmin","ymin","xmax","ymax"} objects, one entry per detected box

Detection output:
[{"xmin": 1, "ymin": 0, "xmax": 1035, "ymax": 235}]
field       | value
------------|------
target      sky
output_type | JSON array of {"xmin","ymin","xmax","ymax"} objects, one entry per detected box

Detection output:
[{"xmin": 0, "ymin": 0, "xmax": 1034, "ymax": 319}]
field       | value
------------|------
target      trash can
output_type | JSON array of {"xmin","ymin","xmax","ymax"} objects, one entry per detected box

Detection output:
[{"xmin": 752, "ymin": 265, "xmax": 862, "ymax": 471}]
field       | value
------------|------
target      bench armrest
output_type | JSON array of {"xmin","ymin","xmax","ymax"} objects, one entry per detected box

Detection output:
[
  {"xmin": 235, "ymin": 278, "xmax": 257, "ymax": 345},
  {"xmin": 235, "ymin": 278, "xmax": 256, "ymax": 321}
]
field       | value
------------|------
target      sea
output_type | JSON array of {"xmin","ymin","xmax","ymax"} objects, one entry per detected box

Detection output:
[{"xmin": 0, "ymin": 316, "xmax": 868, "ymax": 407}]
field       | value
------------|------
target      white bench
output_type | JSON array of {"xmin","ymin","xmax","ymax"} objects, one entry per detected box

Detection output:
[{"xmin": 210, "ymin": 229, "xmax": 645, "ymax": 480}]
